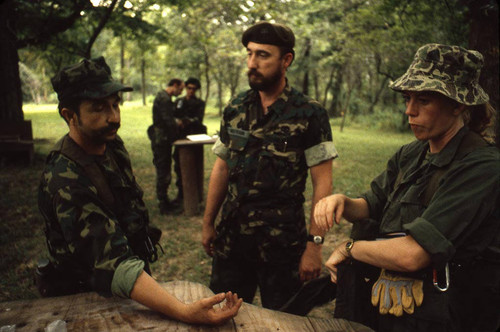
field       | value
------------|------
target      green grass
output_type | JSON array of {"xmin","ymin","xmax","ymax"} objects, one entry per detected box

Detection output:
[{"xmin": 0, "ymin": 102, "xmax": 414, "ymax": 306}]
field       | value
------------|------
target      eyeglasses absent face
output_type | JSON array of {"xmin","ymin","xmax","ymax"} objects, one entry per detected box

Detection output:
[{"xmin": 186, "ymin": 85, "xmax": 198, "ymax": 91}]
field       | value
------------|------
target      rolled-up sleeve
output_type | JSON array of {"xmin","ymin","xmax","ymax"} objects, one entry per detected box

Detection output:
[
  {"xmin": 111, "ymin": 256, "xmax": 145, "ymax": 298},
  {"xmin": 404, "ymin": 148, "xmax": 499, "ymax": 268},
  {"xmin": 212, "ymin": 137, "xmax": 229, "ymax": 160}
]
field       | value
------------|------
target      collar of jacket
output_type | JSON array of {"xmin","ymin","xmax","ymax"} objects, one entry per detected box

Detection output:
[
  {"xmin": 427, "ymin": 125, "xmax": 469, "ymax": 168},
  {"xmin": 243, "ymin": 80, "xmax": 293, "ymax": 115}
]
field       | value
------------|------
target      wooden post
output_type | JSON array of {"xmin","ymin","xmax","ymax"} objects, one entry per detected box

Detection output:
[
  {"xmin": 178, "ymin": 145, "xmax": 200, "ymax": 216},
  {"xmin": 174, "ymin": 137, "xmax": 217, "ymax": 216}
]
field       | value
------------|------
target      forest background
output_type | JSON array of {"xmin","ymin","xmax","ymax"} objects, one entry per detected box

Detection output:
[
  {"xmin": 0, "ymin": 0, "xmax": 498, "ymax": 319},
  {"xmin": 2, "ymin": 0, "xmax": 499, "ymax": 133}
]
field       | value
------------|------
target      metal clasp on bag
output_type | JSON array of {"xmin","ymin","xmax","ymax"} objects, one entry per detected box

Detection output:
[{"xmin": 433, "ymin": 263, "xmax": 450, "ymax": 292}]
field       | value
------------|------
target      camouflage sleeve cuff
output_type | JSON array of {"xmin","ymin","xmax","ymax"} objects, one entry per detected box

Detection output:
[
  {"xmin": 212, "ymin": 137, "xmax": 229, "ymax": 160},
  {"xmin": 305, "ymin": 141, "xmax": 338, "ymax": 167},
  {"xmin": 111, "ymin": 256, "xmax": 145, "ymax": 298},
  {"xmin": 403, "ymin": 217, "xmax": 455, "ymax": 269}
]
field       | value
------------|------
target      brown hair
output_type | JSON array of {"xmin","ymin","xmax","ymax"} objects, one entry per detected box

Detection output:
[{"xmin": 463, "ymin": 102, "xmax": 496, "ymax": 143}]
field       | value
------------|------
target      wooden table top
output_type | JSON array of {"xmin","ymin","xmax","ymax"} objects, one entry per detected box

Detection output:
[{"xmin": 0, "ymin": 280, "xmax": 373, "ymax": 331}]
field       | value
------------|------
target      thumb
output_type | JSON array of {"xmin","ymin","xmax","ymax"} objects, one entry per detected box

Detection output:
[{"xmin": 203, "ymin": 293, "xmax": 226, "ymax": 307}]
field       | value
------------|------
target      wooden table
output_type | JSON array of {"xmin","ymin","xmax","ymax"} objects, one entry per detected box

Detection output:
[
  {"xmin": 0, "ymin": 281, "xmax": 373, "ymax": 331},
  {"xmin": 173, "ymin": 137, "xmax": 217, "ymax": 216}
]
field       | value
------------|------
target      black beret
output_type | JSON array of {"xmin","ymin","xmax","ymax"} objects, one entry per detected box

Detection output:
[{"xmin": 242, "ymin": 22, "xmax": 295, "ymax": 49}]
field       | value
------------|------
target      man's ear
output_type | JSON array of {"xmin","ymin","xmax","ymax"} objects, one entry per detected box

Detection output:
[
  {"xmin": 282, "ymin": 53, "xmax": 294, "ymax": 70},
  {"xmin": 60, "ymin": 108, "xmax": 75, "ymax": 124}
]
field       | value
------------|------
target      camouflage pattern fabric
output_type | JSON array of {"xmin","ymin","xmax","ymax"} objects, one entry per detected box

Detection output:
[
  {"xmin": 212, "ymin": 83, "xmax": 337, "ymax": 263},
  {"xmin": 150, "ymin": 90, "xmax": 178, "ymax": 204},
  {"xmin": 38, "ymin": 135, "xmax": 150, "ymax": 293},
  {"xmin": 390, "ymin": 43, "xmax": 489, "ymax": 105},
  {"xmin": 51, "ymin": 56, "xmax": 132, "ymax": 101}
]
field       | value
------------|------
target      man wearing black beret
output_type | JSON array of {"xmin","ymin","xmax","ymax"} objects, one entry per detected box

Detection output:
[{"xmin": 202, "ymin": 22, "xmax": 338, "ymax": 310}]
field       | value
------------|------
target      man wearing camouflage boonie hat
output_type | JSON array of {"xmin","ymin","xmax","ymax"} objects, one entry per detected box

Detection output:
[
  {"xmin": 202, "ymin": 21, "xmax": 338, "ymax": 310},
  {"xmin": 315, "ymin": 44, "xmax": 499, "ymax": 331},
  {"xmin": 38, "ymin": 56, "xmax": 241, "ymax": 324}
]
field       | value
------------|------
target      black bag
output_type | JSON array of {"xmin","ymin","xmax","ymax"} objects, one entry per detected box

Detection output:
[
  {"xmin": 34, "ymin": 258, "xmax": 90, "ymax": 297},
  {"xmin": 279, "ymin": 273, "xmax": 337, "ymax": 316}
]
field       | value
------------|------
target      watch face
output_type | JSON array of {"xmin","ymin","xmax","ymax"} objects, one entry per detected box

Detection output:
[{"xmin": 313, "ymin": 235, "xmax": 323, "ymax": 244}]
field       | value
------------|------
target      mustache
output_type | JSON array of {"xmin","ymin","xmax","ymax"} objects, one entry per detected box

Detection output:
[
  {"xmin": 98, "ymin": 123, "xmax": 120, "ymax": 134},
  {"xmin": 247, "ymin": 69, "xmax": 263, "ymax": 77}
]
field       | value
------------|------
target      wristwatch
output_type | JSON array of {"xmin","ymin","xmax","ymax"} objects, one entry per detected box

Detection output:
[
  {"xmin": 307, "ymin": 234, "xmax": 324, "ymax": 245},
  {"xmin": 345, "ymin": 239, "xmax": 355, "ymax": 258}
]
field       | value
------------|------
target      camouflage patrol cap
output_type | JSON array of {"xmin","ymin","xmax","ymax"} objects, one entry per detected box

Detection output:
[
  {"xmin": 242, "ymin": 21, "xmax": 295, "ymax": 50},
  {"xmin": 51, "ymin": 56, "xmax": 132, "ymax": 101},
  {"xmin": 390, "ymin": 44, "xmax": 489, "ymax": 105}
]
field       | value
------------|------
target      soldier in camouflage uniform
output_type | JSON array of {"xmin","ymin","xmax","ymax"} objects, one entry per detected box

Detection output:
[
  {"xmin": 202, "ymin": 22, "xmax": 338, "ymax": 310},
  {"xmin": 38, "ymin": 56, "xmax": 242, "ymax": 325},
  {"xmin": 173, "ymin": 77, "xmax": 206, "ymax": 203},
  {"xmin": 315, "ymin": 44, "xmax": 500, "ymax": 331},
  {"xmin": 148, "ymin": 78, "xmax": 184, "ymax": 214}
]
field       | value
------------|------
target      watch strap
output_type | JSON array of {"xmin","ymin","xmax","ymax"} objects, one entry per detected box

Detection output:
[
  {"xmin": 307, "ymin": 234, "xmax": 324, "ymax": 244},
  {"xmin": 345, "ymin": 239, "xmax": 355, "ymax": 258}
]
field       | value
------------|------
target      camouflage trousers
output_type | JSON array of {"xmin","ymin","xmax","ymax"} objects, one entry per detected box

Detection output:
[
  {"xmin": 209, "ymin": 234, "xmax": 302, "ymax": 310},
  {"xmin": 151, "ymin": 142, "xmax": 173, "ymax": 203}
]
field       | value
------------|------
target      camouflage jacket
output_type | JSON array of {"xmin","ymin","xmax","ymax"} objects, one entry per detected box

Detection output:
[
  {"xmin": 38, "ymin": 135, "xmax": 151, "ymax": 293},
  {"xmin": 212, "ymin": 84, "xmax": 337, "ymax": 262},
  {"xmin": 151, "ymin": 89, "xmax": 178, "ymax": 144}
]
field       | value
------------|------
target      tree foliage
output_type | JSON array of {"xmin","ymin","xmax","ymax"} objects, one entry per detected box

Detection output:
[{"xmin": 9, "ymin": 0, "xmax": 498, "ymax": 135}]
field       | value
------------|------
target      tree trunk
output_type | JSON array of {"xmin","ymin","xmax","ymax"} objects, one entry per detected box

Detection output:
[
  {"xmin": 466, "ymin": 0, "xmax": 499, "ymax": 146},
  {"xmin": 301, "ymin": 38, "xmax": 311, "ymax": 96},
  {"xmin": 322, "ymin": 67, "xmax": 335, "ymax": 108},
  {"xmin": 313, "ymin": 70, "xmax": 320, "ymax": 102},
  {"xmin": 141, "ymin": 55, "xmax": 146, "ymax": 106},
  {"xmin": 367, "ymin": 77, "xmax": 389, "ymax": 114},
  {"xmin": 339, "ymin": 87, "xmax": 353, "ymax": 133},
  {"xmin": 0, "ymin": 0, "xmax": 23, "ymax": 122},
  {"xmin": 217, "ymin": 79, "xmax": 223, "ymax": 116},
  {"xmin": 120, "ymin": 35, "xmax": 125, "ymax": 105},
  {"xmin": 328, "ymin": 67, "xmax": 343, "ymax": 117},
  {"xmin": 83, "ymin": 0, "xmax": 120, "ymax": 59},
  {"xmin": 203, "ymin": 48, "xmax": 210, "ymax": 102}
]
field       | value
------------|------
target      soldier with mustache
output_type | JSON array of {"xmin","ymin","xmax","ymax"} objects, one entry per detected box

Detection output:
[{"xmin": 37, "ymin": 56, "xmax": 242, "ymax": 325}]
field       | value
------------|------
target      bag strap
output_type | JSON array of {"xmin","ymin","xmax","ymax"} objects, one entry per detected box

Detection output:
[
  {"xmin": 392, "ymin": 130, "xmax": 488, "ymax": 207},
  {"xmin": 53, "ymin": 135, "xmax": 115, "ymax": 207}
]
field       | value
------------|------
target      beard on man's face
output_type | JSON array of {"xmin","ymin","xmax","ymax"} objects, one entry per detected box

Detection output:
[{"xmin": 247, "ymin": 68, "xmax": 283, "ymax": 91}]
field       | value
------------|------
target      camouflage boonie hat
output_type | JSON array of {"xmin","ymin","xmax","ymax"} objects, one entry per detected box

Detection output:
[
  {"xmin": 51, "ymin": 56, "xmax": 133, "ymax": 101},
  {"xmin": 390, "ymin": 44, "xmax": 489, "ymax": 105}
]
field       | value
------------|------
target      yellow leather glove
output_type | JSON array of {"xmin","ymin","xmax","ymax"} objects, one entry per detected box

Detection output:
[{"xmin": 371, "ymin": 269, "xmax": 424, "ymax": 316}]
